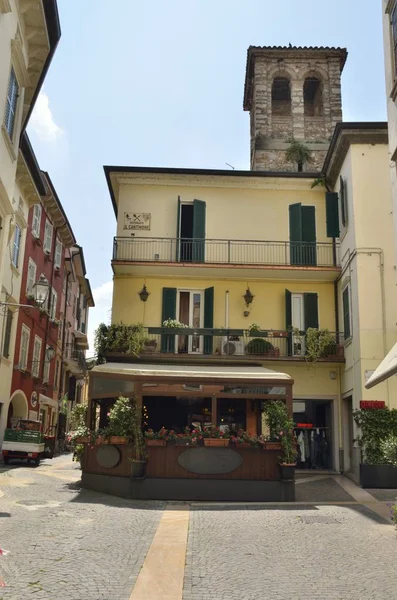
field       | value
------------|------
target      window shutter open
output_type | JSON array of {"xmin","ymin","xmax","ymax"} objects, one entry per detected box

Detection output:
[
  {"xmin": 289, "ymin": 203, "xmax": 302, "ymax": 265},
  {"xmin": 304, "ymin": 293, "xmax": 319, "ymax": 330},
  {"xmin": 176, "ymin": 196, "xmax": 181, "ymax": 262},
  {"xmin": 204, "ymin": 286, "xmax": 214, "ymax": 354},
  {"xmin": 3, "ymin": 310, "xmax": 13, "ymax": 358},
  {"xmin": 12, "ymin": 225, "xmax": 21, "ymax": 267},
  {"xmin": 161, "ymin": 288, "xmax": 177, "ymax": 352},
  {"xmin": 343, "ymin": 287, "xmax": 350, "ymax": 339},
  {"xmin": 301, "ymin": 206, "xmax": 317, "ymax": 266},
  {"xmin": 285, "ymin": 289, "xmax": 292, "ymax": 355},
  {"xmin": 192, "ymin": 199, "xmax": 206, "ymax": 262},
  {"xmin": 340, "ymin": 176, "xmax": 348, "ymax": 227},
  {"xmin": 325, "ymin": 192, "xmax": 340, "ymax": 238}
]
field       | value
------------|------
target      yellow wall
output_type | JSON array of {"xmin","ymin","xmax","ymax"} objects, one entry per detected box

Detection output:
[{"xmin": 113, "ymin": 276, "xmax": 336, "ymax": 332}]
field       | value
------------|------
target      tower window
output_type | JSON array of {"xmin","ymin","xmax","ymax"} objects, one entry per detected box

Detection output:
[
  {"xmin": 271, "ymin": 78, "xmax": 291, "ymax": 116},
  {"xmin": 304, "ymin": 77, "xmax": 324, "ymax": 116}
]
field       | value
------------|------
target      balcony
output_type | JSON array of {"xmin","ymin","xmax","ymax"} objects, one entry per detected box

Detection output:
[
  {"xmin": 112, "ymin": 237, "xmax": 340, "ymax": 279},
  {"xmin": 63, "ymin": 343, "xmax": 87, "ymax": 375},
  {"xmin": 105, "ymin": 328, "xmax": 345, "ymax": 363}
]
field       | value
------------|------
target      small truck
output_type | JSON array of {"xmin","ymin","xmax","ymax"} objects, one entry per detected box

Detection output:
[{"xmin": 2, "ymin": 420, "xmax": 45, "ymax": 466}]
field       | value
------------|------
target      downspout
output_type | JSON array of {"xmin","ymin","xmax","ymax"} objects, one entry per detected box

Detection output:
[
  {"xmin": 58, "ymin": 269, "xmax": 70, "ymax": 404},
  {"xmin": 225, "ymin": 290, "xmax": 229, "ymax": 328}
]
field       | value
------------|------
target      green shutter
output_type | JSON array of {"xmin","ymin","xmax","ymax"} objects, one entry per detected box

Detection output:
[
  {"xmin": 285, "ymin": 289, "xmax": 292, "ymax": 355},
  {"xmin": 301, "ymin": 206, "xmax": 317, "ymax": 266},
  {"xmin": 304, "ymin": 293, "xmax": 319, "ymax": 330},
  {"xmin": 340, "ymin": 176, "xmax": 347, "ymax": 227},
  {"xmin": 192, "ymin": 199, "xmax": 206, "ymax": 262},
  {"xmin": 289, "ymin": 203, "xmax": 302, "ymax": 265},
  {"xmin": 3, "ymin": 309, "xmax": 13, "ymax": 358},
  {"xmin": 161, "ymin": 288, "xmax": 177, "ymax": 352},
  {"xmin": 204, "ymin": 287, "xmax": 214, "ymax": 354},
  {"xmin": 326, "ymin": 192, "xmax": 340, "ymax": 238},
  {"xmin": 343, "ymin": 287, "xmax": 350, "ymax": 339},
  {"xmin": 176, "ymin": 196, "xmax": 181, "ymax": 262}
]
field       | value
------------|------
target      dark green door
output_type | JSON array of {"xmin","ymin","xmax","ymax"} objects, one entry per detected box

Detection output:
[
  {"xmin": 301, "ymin": 206, "xmax": 317, "ymax": 266},
  {"xmin": 192, "ymin": 199, "xmax": 206, "ymax": 262},
  {"xmin": 161, "ymin": 288, "xmax": 177, "ymax": 352},
  {"xmin": 176, "ymin": 196, "xmax": 181, "ymax": 262}
]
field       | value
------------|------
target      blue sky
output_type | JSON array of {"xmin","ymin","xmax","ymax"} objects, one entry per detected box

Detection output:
[{"xmin": 27, "ymin": 0, "xmax": 386, "ymax": 354}]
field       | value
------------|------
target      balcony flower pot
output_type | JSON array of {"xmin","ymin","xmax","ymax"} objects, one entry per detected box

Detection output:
[
  {"xmin": 130, "ymin": 460, "xmax": 146, "ymax": 478},
  {"xmin": 279, "ymin": 463, "xmax": 296, "ymax": 480},
  {"xmin": 203, "ymin": 438, "xmax": 229, "ymax": 447},
  {"xmin": 146, "ymin": 439, "xmax": 166, "ymax": 447}
]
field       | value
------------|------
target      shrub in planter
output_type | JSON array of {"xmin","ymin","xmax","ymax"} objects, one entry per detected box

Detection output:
[
  {"xmin": 246, "ymin": 338, "xmax": 274, "ymax": 355},
  {"xmin": 263, "ymin": 401, "xmax": 297, "ymax": 467}
]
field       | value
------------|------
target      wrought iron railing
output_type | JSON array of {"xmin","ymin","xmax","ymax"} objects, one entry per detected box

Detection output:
[
  {"xmin": 64, "ymin": 343, "xmax": 87, "ymax": 372},
  {"xmin": 138, "ymin": 328, "xmax": 345, "ymax": 360},
  {"xmin": 113, "ymin": 237, "xmax": 340, "ymax": 268}
]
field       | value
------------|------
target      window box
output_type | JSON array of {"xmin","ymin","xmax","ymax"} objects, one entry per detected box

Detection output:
[{"xmin": 203, "ymin": 438, "xmax": 229, "ymax": 447}]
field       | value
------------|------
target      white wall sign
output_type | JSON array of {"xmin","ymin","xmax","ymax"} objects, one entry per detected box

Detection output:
[
  {"xmin": 29, "ymin": 410, "xmax": 38, "ymax": 421},
  {"xmin": 123, "ymin": 212, "xmax": 151, "ymax": 231}
]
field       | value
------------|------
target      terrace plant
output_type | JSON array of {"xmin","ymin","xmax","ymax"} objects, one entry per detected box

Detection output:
[{"xmin": 94, "ymin": 322, "xmax": 146, "ymax": 363}]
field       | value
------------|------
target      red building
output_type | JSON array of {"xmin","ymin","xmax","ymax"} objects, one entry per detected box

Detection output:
[{"xmin": 9, "ymin": 172, "xmax": 76, "ymax": 432}]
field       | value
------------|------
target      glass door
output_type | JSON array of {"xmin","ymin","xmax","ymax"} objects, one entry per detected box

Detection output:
[
  {"xmin": 177, "ymin": 290, "xmax": 204, "ymax": 354},
  {"xmin": 291, "ymin": 293, "xmax": 305, "ymax": 356}
]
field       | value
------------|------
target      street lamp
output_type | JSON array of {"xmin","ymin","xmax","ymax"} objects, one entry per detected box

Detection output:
[
  {"xmin": 45, "ymin": 346, "xmax": 56, "ymax": 362},
  {"xmin": 33, "ymin": 275, "xmax": 51, "ymax": 307}
]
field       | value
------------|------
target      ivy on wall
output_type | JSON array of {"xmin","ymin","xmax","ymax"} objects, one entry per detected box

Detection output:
[{"xmin": 353, "ymin": 408, "xmax": 397, "ymax": 465}]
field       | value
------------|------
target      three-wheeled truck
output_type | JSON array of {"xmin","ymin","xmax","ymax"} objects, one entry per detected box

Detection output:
[{"xmin": 2, "ymin": 420, "xmax": 55, "ymax": 466}]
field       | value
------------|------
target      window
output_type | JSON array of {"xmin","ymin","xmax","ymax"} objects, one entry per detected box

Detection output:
[
  {"xmin": 4, "ymin": 68, "xmax": 19, "ymax": 139},
  {"xmin": 19, "ymin": 325, "xmax": 30, "ymax": 371},
  {"xmin": 339, "ymin": 176, "xmax": 348, "ymax": 228},
  {"xmin": 32, "ymin": 336, "xmax": 42, "ymax": 378},
  {"xmin": 271, "ymin": 77, "xmax": 291, "ymax": 116},
  {"xmin": 50, "ymin": 288, "xmax": 57, "ymax": 320},
  {"xmin": 43, "ymin": 345, "xmax": 51, "ymax": 382},
  {"xmin": 67, "ymin": 286, "xmax": 71, "ymax": 305},
  {"xmin": 54, "ymin": 238, "xmax": 62, "ymax": 269},
  {"xmin": 44, "ymin": 219, "xmax": 53, "ymax": 253},
  {"xmin": 2, "ymin": 309, "xmax": 13, "ymax": 358},
  {"xmin": 12, "ymin": 224, "xmax": 21, "ymax": 267},
  {"xmin": 392, "ymin": 3, "xmax": 397, "ymax": 78},
  {"xmin": 31, "ymin": 204, "xmax": 42, "ymax": 238},
  {"xmin": 303, "ymin": 77, "xmax": 324, "ymax": 116},
  {"xmin": 342, "ymin": 286, "xmax": 351, "ymax": 340},
  {"xmin": 26, "ymin": 258, "xmax": 37, "ymax": 296}
]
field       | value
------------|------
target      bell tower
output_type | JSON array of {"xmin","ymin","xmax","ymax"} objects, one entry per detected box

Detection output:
[{"xmin": 243, "ymin": 46, "xmax": 347, "ymax": 172}]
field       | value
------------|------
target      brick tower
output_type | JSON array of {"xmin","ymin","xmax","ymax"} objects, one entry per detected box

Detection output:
[{"xmin": 243, "ymin": 46, "xmax": 348, "ymax": 172}]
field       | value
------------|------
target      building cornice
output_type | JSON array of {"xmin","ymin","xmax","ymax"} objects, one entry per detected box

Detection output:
[
  {"xmin": 41, "ymin": 171, "xmax": 76, "ymax": 247},
  {"xmin": 323, "ymin": 122, "xmax": 388, "ymax": 187}
]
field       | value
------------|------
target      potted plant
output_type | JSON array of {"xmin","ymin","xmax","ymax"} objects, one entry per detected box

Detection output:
[
  {"xmin": 105, "ymin": 396, "xmax": 136, "ymax": 444},
  {"xmin": 202, "ymin": 425, "xmax": 230, "ymax": 447},
  {"xmin": 245, "ymin": 338, "xmax": 277, "ymax": 356},
  {"xmin": 263, "ymin": 400, "xmax": 296, "ymax": 478},
  {"xmin": 230, "ymin": 430, "xmax": 262, "ymax": 449},
  {"xmin": 247, "ymin": 323, "xmax": 262, "ymax": 335},
  {"xmin": 162, "ymin": 318, "xmax": 189, "ymax": 332},
  {"xmin": 129, "ymin": 397, "xmax": 147, "ymax": 478},
  {"xmin": 145, "ymin": 428, "xmax": 168, "ymax": 446},
  {"xmin": 174, "ymin": 427, "xmax": 197, "ymax": 446},
  {"xmin": 285, "ymin": 137, "xmax": 312, "ymax": 172}
]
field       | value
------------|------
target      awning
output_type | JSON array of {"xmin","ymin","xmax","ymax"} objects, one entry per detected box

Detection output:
[
  {"xmin": 39, "ymin": 394, "xmax": 58, "ymax": 411},
  {"xmin": 365, "ymin": 341, "xmax": 397, "ymax": 389},
  {"xmin": 92, "ymin": 362, "xmax": 292, "ymax": 381}
]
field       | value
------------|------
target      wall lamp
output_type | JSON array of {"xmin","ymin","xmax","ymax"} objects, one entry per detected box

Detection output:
[{"xmin": 138, "ymin": 285, "xmax": 150, "ymax": 302}]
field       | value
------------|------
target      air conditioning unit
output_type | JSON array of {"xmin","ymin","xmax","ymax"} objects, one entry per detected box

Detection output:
[{"xmin": 222, "ymin": 336, "xmax": 245, "ymax": 356}]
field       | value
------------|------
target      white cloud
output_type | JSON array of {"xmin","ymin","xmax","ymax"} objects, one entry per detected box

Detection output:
[
  {"xmin": 29, "ymin": 92, "xmax": 63, "ymax": 141},
  {"xmin": 87, "ymin": 280, "xmax": 113, "ymax": 357}
]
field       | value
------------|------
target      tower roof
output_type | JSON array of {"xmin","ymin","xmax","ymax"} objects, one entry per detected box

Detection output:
[{"xmin": 243, "ymin": 45, "xmax": 348, "ymax": 111}]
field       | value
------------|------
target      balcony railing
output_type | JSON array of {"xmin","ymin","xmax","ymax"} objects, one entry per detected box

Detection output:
[
  {"xmin": 113, "ymin": 237, "xmax": 340, "ymax": 268},
  {"xmin": 135, "ymin": 328, "xmax": 345, "ymax": 360},
  {"xmin": 64, "ymin": 343, "xmax": 87, "ymax": 372}
]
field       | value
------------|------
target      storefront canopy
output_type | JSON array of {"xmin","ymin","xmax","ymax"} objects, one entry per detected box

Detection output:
[
  {"xmin": 365, "ymin": 341, "xmax": 397, "ymax": 389},
  {"xmin": 91, "ymin": 362, "xmax": 292, "ymax": 382}
]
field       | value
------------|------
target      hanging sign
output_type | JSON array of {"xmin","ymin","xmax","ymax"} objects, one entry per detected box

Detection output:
[{"xmin": 360, "ymin": 401, "xmax": 385, "ymax": 409}]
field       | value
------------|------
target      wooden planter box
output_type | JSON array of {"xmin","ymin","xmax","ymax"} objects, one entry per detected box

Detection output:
[
  {"xmin": 360, "ymin": 464, "xmax": 397, "ymax": 488},
  {"xmin": 74, "ymin": 436, "xmax": 89, "ymax": 443},
  {"xmin": 146, "ymin": 439, "xmax": 166, "ymax": 447},
  {"xmin": 203, "ymin": 438, "xmax": 230, "ymax": 447},
  {"xmin": 266, "ymin": 442, "xmax": 282, "ymax": 451}
]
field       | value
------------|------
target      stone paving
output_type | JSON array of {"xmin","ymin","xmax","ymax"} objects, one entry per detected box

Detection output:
[
  {"xmin": 0, "ymin": 456, "xmax": 164, "ymax": 600},
  {"xmin": 1, "ymin": 456, "xmax": 397, "ymax": 600}
]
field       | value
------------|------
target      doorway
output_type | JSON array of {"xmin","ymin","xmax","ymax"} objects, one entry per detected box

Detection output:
[
  {"xmin": 180, "ymin": 204, "xmax": 194, "ymax": 261},
  {"xmin": 177, "ymin": 290, "xmax": 204, "ymax": 353},
  {"xmin": 293, "ymin": 399, "xmax": 334, "ymax": 469},
  {"xmin": 292, "ymin": 293, "xmax": 305, "ymax": 356}
]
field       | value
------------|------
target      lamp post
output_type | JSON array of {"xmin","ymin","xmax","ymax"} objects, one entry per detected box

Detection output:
[{"xmin": 0, "ymin": 275, "xmax": 51, "ymax": 314}]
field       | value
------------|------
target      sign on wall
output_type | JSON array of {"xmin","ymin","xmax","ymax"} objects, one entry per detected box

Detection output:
[
  {"xmin": 123, "ymin": 212, "xmax": 151, "ymax": 231},
  {"xmin": 360, "ymin": 401, "xmax": 386, "ymax": 409}
]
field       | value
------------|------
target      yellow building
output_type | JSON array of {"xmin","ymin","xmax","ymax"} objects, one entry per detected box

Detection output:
[{"xmin": 102, "ymin": 47, "xmax": 397, "ymax": 481}]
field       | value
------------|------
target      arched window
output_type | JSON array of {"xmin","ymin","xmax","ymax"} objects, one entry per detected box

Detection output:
[
  {"xmin": 271, "ymin": 77, "xmax": 291, "ymax": 116},
  {"xmin": 304, "ymin": 77, "xmax": 324, "ymax": 116}
]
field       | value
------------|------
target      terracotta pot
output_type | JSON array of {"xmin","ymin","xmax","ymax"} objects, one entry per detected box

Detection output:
[
  {"xmin": 130, "ymin": 460, "xmax": 146, "ymax": 478},
  {"xmin": 74, "ymin": 436, "xmax": 89, "ymax": 443},
  {"xmin": 203, "ymin": 438, "xmax": 230, "ymax": 447},
  {"xmin": 265, "ymin": 441, "xmax": 282, "ymax": 450},
  {"xmin": 110, "ymin": 436, "xmax": 128, "ymax": 444},
  {"xmin": 146, "ymin": 439, "xmax": 166, "ymax": 447}
]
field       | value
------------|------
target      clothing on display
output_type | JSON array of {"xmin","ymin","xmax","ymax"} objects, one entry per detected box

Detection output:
[{"xmin": 294, "ymin": 427, "xmax": 329, "ymax": 469}]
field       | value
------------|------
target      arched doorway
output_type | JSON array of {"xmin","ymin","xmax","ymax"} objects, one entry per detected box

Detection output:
[{"xmin": 7, "ymin": 391, "xmax": 28, "ymax": 428}]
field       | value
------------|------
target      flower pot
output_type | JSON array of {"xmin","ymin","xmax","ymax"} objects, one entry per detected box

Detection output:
[
  {"xmin": 146, "ymin": 439, "xmax": 166, "ymax": 447},
  {"xmin": 279, "ymin": 463, "xmax": 296, "ymax": 480},
  {"xmin": 74, "ymin": 436, "xmax": 89, "ymax": 443},
  {"xmin": 130, "ymin": 460, "xmax": 146, "ymax": 478},
  {"xmin": 110, "ymin": 436, "xmax": 128, "ymax": 445},
  {"xmin": 266, "ymin": 442, "xmax": 282, "ymax": 450},
  {"xmin": 203, "ymin": 438, "xmax": 229, "ymax": 447}
]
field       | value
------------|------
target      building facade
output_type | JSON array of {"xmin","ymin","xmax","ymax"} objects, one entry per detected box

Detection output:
[
  {"xmin": 0, "ymin": 1, "xmax": 60, "ymax": 434},
  {"xmin": 244, "ymin": 46, "xmax": 346, "ymax": 172}
]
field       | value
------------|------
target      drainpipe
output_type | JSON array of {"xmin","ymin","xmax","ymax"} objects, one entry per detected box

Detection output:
[
  {"xmin": 225, "ymin": 290, "xmax": 229, "ymax": 328},
  {"xmin": 41, "ymin": 226, "xmax": 58, "ymax": 382},
  {"xmin": 58, "ymin": 270, "xmax": 71, "ymax": 405}
]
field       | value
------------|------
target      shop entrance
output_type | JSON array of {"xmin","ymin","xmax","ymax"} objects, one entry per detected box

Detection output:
[{"xmin": 293, "ymin": 399, "xmax": 333, "ymax": 470}]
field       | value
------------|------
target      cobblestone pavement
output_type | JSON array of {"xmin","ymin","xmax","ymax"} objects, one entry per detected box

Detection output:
[
  {"xmin": 183, "ymin": 504, "xmax": 397, "ymax": 600},
  {"xmin": 0, "ymin": 455, "xmax": 164, "ymax": 600}
]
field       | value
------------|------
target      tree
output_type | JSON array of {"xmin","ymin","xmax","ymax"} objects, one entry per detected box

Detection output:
[{"xmin": 285, "ymin": 138, "xmax": 312, "ymax": 172}]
